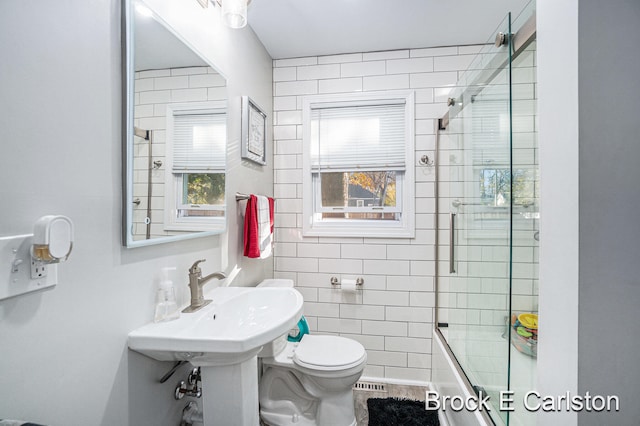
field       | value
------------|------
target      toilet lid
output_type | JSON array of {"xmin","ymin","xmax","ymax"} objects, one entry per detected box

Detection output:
[{"xmin": 293, "ymin": 335, "xmax": 366, "ymax": 371}]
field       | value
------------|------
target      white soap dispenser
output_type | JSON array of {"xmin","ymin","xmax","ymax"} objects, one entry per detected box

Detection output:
[{"xmin": 154, "ymin": 267, "xmax": 180, "ymax": 323}]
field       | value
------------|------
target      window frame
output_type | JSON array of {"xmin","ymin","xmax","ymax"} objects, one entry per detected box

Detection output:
[
  {"xmin": 302, "ymin": 91, "xmax": 415, "ymax": 238},
  {"xmin": 164, "ymin": 101, "xmax": 227, "ymax": 232}
]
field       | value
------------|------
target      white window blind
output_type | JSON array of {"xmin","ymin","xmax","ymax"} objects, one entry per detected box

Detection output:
[
  {"xmin": 172, "ymin": 111, "xmax": 226, "ymax": 172},
  {"xmin": 310, "ymin": 103, "xmax": 406, "ymax": 172},
  {"xmin": 469, "ymin": 96, "xmax": 511, "ymax": 165}
]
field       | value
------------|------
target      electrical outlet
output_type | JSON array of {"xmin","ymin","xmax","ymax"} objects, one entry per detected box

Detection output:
[
  {"xmin": 0, "ymin": 234, "xmax": 57, "ymax": 301},
  {"xmin": 31, "ymin": 260, "xmax": 48, "ymax": 279}
]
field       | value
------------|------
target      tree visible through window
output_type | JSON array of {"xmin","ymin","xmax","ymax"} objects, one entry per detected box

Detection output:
[
  {"xmin": 180, "ymin": 173, "xmax": 225, "ymax": 218},
  {"xmin": 479, "ymin": 168, "xmax": 536, "ymax": 207},
  {"xmin": 320, "ymin": 171, "xmax": 398, "ymax": 220}
]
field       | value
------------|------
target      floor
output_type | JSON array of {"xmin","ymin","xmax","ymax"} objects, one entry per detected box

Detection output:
[{"xmin": 353, "ymin": 382, "xmax": 429, "ymax": 426}]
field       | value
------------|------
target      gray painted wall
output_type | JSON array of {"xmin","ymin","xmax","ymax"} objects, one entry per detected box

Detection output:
[
  {"xmin": 578, "ymin": 1, "xmax": 640, "ymax": 424},
  {"xmin": 0, "ymin": 0, "xmax": 272, "ymax": 424},
  {"xmin": 537, "ymin": 0, "xmax": 580, "ymax": 423},
  {"xmin": 537, "ymin": 0, "xmax": 640, "ymax": 424}
]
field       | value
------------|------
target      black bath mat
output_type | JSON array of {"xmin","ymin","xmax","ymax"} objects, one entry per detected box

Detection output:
[{"xmin": 367, "ymin": 398, "xmax": 439, "ymax": 426}]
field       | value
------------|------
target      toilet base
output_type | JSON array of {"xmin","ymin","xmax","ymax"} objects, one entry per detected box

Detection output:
[
  {"xmin": 259, "ymin": 366, "xmax": 359, "ymax": 426},
  {"xmin": 260, "ymin": 411, "xmax": 317, "ymax": 426},
  {"xmin": 260, "ymin": 400, "xmax": 357, "ymax": 426},
  {"xmin": 260, "ymin": 366, "xmax": 317, "ymax": 426},
  {"xmin": 313, "ymin": 387, "xmax": 358, "ymax": 426},
  {"xmin": 261, "ymin": 416, "xmax": 356, "ymax": 426}
]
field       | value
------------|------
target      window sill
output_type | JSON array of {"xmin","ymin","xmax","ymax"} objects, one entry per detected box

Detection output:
[
  {"xmin": 303, "ymin": 220, "xmax": 414, "ymax": 238},
  {"xmin": 164, "ymin": 220, "xmax": 226, "ymax": 233}
]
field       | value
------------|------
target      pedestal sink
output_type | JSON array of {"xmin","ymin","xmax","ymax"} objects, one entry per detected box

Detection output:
[{"xmin": 128, "ymin": 286, "xmax": 303, "ymax": 426}]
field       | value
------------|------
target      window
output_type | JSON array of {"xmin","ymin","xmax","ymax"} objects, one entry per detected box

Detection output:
[
  {"xmin": 164, "ymin": 103, "xmax": 226, "ymax": 232},
  {"xmin": 468, "ymin": 97, "xmax": 537, "ymax": 211},
  {"xmin": 479, "ymin": 168, "xmax": 537, "ymax": 208},
  {"xmin": 302, "ymin": 92, "xmax": 414, "ymax": 237}
]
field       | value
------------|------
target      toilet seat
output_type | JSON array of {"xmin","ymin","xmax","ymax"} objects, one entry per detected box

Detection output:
[{"xmin": 293, "ymin": 335, "xmax": 366, "ymax": 371}]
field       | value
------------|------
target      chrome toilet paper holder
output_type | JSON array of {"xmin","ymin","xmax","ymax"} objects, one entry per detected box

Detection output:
[{"xmin": 330, "ymin": 277, "xmax": 364, "ymax": 288}]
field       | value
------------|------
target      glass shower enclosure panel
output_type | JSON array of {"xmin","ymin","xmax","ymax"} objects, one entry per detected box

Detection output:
[
  {"xmin": 436, "ymin": 14, "xmax": 512, "ymax": 423},
  {"xmin": 508, "ymin": 8, "xmax": 538, "ymax": 424}
]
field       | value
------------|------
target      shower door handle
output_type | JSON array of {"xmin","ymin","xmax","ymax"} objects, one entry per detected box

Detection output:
[{"xmin": 449, "ymin": 213, "xmax": 456, "ymax": 273}]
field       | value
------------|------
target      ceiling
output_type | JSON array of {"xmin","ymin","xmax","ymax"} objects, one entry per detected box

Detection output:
[
  {"xmin": 248, "ymin": 0, "xmax": 531, "ymax": 59},
  {"xmin": 135, "ymin": 10, "xmax": 208, "ymax": 71}
]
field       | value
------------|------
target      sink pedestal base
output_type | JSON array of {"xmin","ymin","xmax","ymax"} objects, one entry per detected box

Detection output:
[{"xmin": 200, "ymin": 356, "xmax": 259, "ymax": 426}]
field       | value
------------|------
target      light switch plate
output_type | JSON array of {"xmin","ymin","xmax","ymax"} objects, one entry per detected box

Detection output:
[{"xmin": 0, "ymin": 234, "xmax": 57, "ymax": 301}]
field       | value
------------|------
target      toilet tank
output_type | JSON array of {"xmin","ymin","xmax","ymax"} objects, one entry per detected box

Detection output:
[{"xmin": 257, "ymin": 278, "xmax": 296, "ymax": 357}]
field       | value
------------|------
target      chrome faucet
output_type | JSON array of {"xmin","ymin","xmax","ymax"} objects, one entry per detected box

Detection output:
[{"xmin": 182, "ymin": 259, "xmax": 226, "ymax": 313}]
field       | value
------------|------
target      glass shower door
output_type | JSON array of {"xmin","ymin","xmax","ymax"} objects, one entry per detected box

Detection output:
[{"xmin": 437, "ymin": 13, "xmax": 513, "ymax": 425}]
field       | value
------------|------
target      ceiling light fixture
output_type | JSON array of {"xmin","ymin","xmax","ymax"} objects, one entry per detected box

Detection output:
[{"xmin": 214, "ymin": 0, "xmax": 251, "ymax": 29}]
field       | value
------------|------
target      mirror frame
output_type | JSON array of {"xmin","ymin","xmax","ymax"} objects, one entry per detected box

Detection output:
[{"xmin": 121, "ymin": 0, "xmax": 228, "ymax": 248}]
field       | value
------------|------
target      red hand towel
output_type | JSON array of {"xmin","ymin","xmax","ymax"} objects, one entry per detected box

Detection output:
[
  {"xmin": 268, "ymin": 197, "xmax": 274, "ymax": 233},
  {"xmin": 243, "ymin": 195, "xmax": 260, "ymax": 258}
]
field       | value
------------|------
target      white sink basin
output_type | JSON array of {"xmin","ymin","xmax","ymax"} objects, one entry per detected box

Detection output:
[{"xmin": 128, "ymin": 286, "xmax": 303, "ymax": 365}]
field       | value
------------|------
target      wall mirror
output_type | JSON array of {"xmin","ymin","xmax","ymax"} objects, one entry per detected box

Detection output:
[{"xmin": 123, "ymin": 0, "xmax": 227, "ymax": 247}]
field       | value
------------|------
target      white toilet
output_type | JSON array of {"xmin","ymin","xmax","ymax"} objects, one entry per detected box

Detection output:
[{"xmin": 257, "ymin": 279, "xmax": 367, "ymax": 426}]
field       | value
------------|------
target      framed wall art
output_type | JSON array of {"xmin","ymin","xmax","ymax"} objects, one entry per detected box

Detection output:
[{"xmin": 241, "ymin": 96, "xmax": 267, "ymax": 165}]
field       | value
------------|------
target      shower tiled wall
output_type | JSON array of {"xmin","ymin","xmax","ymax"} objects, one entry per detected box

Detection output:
[
  {"xmin": 510, "ymin": 41, "xmax": 539, "ymax": 318},
  {"xmin": 271, "ymin": 46, "xmax": 482, "ymax": 381},
  {"xmin": 510, "ymin": 41, "xmax": 539, "ymax": 316}
]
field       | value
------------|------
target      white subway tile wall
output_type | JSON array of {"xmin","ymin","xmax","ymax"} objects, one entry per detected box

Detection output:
[
  {"xmin": 510, "ymin": 41, "xmax": 539, "ymax": 315},
  {"xmin": 272, "ymin": 46, "xmax": 483, "ymax": 381},
  {"xmin": 133, "ymin": 66, "xmax": 227, "ymax": 240},
  {"xmin": 436, "ymin": 41, "xmax": 538, "ymax": 338}
]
